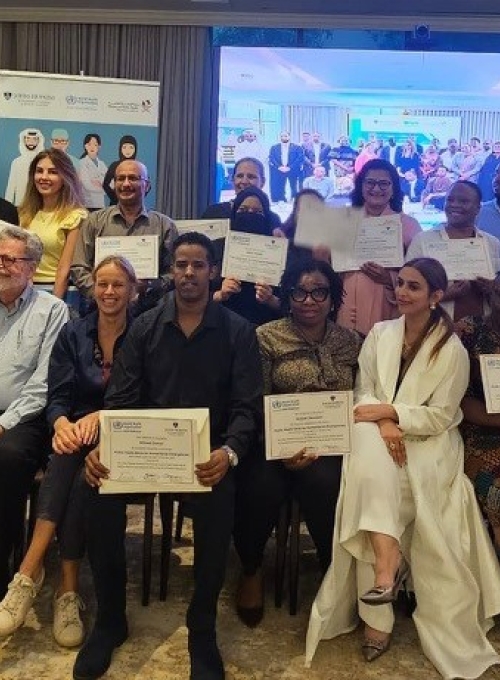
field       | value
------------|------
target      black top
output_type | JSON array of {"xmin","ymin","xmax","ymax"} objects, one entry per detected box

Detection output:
[
  {"xmin": 46, "ymin": 310, "xmax": 130, "ymax": 427},
  {"xmin": 202, "ymin": 201, "xmax": 282, "ymax": 230},
  {"xmin": 104, "ymin": 292, "xmax": 263, "ymax": 460},
  {"xmin": 0, "ymin": 198, "xmax": 19, "ymax": 226}
]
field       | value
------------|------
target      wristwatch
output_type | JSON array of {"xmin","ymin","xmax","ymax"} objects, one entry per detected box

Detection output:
[{"xmin": 222, "ymin": 444, "xmax": 239, "ymax": 468}]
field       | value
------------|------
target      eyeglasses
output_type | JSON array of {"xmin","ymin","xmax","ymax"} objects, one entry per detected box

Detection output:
[
  {"xmin": 290, "ymin": 287, "xmax": 329, "ymax": 303},
  {"xmin": 0, "ymin": 254, "xmax": 33, "ymax": 268},
  {"xmin": 114, "ymin": 175, "xmax": 147, "ymax": 184},
  {"xmin": 363, "ymin": 179, "xmax": 392, "ymax": 190}
]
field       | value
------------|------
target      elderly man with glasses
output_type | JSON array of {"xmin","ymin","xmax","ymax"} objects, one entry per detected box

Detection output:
[
  {"xmin": 0, "ymin": 224, "xmax": 68, "ymax": 597},
  {"xmin": 71, "ymin": 159, "xmax": 177, "ymax": 314}
]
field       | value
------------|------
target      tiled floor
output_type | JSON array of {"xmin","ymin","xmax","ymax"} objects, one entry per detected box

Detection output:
[{"xmin": 1, "ymin": 504, "xmax": 500, "ymax": 680}]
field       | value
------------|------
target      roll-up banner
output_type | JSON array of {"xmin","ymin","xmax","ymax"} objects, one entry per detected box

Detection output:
[{"xmin": 0, "ymin": 70, "xmax": 160, "ymax": 209}]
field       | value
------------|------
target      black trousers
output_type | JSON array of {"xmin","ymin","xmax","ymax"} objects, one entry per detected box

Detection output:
[
  {"xmin": 0, "ymin": 416, "xmax": 49, "ymax": 596},
  {"xmin": 269, "ymin": 169, "xmax": 300, "ymax": 203},
  {"xmin": 85, "ymin": 471, "xmax": 235, "ymax": 633},
  {"xmin": 234, "ymin": 452, "xmax": 342, "ymax": 574}
]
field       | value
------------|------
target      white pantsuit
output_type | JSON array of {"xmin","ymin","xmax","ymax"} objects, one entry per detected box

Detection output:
[{"xmin": 306, "ymin": 316, "xmax": 500, "ymax": 679}]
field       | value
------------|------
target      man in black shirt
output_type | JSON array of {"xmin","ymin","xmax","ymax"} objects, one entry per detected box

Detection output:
[{"xmin": 73, "ymin": 232, "xmax": 263, "ymax": 680}]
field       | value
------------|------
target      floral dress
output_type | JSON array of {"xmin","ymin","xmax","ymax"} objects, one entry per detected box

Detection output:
[{"xmin": 456, "ymin": 315, "xmax": 500, "ymax": 527}]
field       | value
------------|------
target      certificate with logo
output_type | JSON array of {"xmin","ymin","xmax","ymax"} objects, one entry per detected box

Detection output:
[
  {"xmin": 95, "ymin": 234, "xmax": 158, "ymax": 279},
  {"xmin": 222, "ymin": 231, "xmax": 288, "ymax": 286},
  {"xmin": 479, "ymin": 355, "xmax": 500, "ymax": 413},
  {"xmin": 333, "ymin": 215, "xmax": 404, "ymax": 272},
  {"xmin": 175, "ymin": 219, "xmax": 229, "ymax": 241},
  {"xmin": 422, "ymin": 237, "xmax": 494, "ymax": 280},
  {"xmin": 264, "ymin": 391, "xmax": 354, "ymax": 460},
  {"xmin": 99, "ymin": 408, "xmax": 211, "ymax": 493}
]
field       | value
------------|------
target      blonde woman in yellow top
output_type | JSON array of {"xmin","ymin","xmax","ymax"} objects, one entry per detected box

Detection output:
[{"xmin": 19, "ymin": 149, "xmax": 87, "ymax": 298}]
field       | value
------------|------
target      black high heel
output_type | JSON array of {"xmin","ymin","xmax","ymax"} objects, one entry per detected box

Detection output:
[{"xmin": 360, "ymin": 556, "xmax": 410, "ymax": 606}]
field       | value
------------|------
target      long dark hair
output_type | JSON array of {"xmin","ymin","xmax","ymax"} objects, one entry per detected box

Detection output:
[
  {"xmin": 351, "ymin": 158, "xmax": 404, "ymax": 213},
  {"xmin": 401, "ymin": 257, "xmax": 454, "ymax": 363}
]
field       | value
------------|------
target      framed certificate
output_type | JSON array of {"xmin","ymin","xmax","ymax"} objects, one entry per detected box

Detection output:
[
  {"xmin": 264, "ymin": 391, "xmax": 354, "ymax": 460},
  {"xmin": 422, "ymin": 238, "xmax": 494, "ymax": 280},
  {"xmin": 222, "ymin": 231, "xmax": 288, "ymax": 286},
  {"xmin": 95, "ymin": 235, "xmax": 159, "ymax": 279},
  {"xmin": 99, "ymin": 408, "xmax": 211, "ymax": 493},
  {"xmin": 175, "ymin": 219, "xmax": 229, "ymax": 241},
  {"xmin": 479, "ymin": 355, "xmax": 500, "ymax": 414}
]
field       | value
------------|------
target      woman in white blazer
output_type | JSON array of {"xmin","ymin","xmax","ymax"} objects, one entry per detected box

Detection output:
[
  {"xmin": 306, "ymin": 257, "xmax": 500, "ymax": 679},
  {"xmin": 78, "ymin": 133, "xmax": 108, "ymax": 210}
]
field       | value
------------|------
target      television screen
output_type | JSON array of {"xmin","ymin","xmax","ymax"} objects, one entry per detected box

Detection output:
[{"xmin": 216, "ymin": 46, "xmax": 500, "ymax": 229}]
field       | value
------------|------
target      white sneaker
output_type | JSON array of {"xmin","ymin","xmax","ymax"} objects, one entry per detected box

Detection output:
[
  {"xmin": 0, "ymin": 570, "xmax": 44, "ymax": 636},
  {"xmin": 53, "ymin": 591, "xmax": 85, "ymax": 648}
]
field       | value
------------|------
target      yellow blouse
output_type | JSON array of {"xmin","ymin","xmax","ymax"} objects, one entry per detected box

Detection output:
[{"xmin": 29, "ymin": 207, "xmax": 87, "ymax": 283}]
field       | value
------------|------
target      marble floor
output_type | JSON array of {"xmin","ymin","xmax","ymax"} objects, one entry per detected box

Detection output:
[{"xmin": 2, "ymin": 504, "xmax": 500, "ymax": 680}]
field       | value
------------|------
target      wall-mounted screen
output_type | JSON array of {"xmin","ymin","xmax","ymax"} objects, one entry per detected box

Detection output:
[{"xmin": 216, "ymin": 46, "xmax": 500, "ymax": 229}]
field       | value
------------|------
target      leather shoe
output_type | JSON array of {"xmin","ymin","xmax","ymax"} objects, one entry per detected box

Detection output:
[
  {"xmin": 235, "ymin": 571, "xmax": 264, "ymax": 627},
  {"xmin": 73, "ymin": 622, "xmax": 128, "ymax": 680},
  {"xmin": 362, "ymin": 635, "xmax": 391, "ymax": 662},
  {"xmin": 360, "ymin": 556, "xmax": 410, "ymax": 606},
  {"xmin": 188, "ymin": 630, "xmax": 224, "ymax": 680}
]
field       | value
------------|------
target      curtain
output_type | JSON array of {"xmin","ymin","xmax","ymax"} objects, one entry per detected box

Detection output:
[
  {"xmin": 0, "ymin": 22, "xmax": 214, "ymax": 218},
  {"xmin": 282, "ymin": 104, "xmax": 351, "ymax": 146},
  {"xmin": 413, "ymin": 107, "xmax": 500, "ymax": 145}
]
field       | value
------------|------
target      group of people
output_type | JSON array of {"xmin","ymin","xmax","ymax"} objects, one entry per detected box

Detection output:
[
  {"xmin": 5, "ymin": 127, "xmax": 140, "ymax": 210},
  {"xmin": 1, "ymin": 151, "xmax": 500, "ymax": 680},
  {"xmin": 221, "ymin": 129, "xmax": 500, "ymax": 210}
]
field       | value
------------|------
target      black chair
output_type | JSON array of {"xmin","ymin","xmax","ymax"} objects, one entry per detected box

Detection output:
[{"xmin": 274, "ymin": 496, "xmax": 301, "ymax": 615}]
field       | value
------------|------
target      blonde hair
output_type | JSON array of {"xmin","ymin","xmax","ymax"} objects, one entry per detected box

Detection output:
[
  {"xmin": 92, "ymin": 255, "xmax": 138, "ymax": 286},
  {"xmin": 18, "ymin": 149, "xmax": 84, "ymax": 226}
]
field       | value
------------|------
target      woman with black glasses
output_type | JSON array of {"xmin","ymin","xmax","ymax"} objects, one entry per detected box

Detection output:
[
  {"xmin": 233, "ymin": 258, "xmax": 362, "ymax": 627},
  {"xmin": 336, "ymin": 158, "xmax": 421, "ymax": 335}
]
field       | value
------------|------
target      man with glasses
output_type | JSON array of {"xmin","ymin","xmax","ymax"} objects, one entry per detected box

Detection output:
[
  {"xmin": 71, "ymin": 159, "xmax": 177, "ymax": 312},
  {"xmin": 0, "ymin": 224, "xmax": 68, "ymax": 597}
]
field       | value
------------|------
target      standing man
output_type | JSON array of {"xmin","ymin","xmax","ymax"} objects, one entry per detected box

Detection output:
[
  {"xmin": 478, "ymin": 141, "xmax": 500, "ymax": 203},
  {"xmin": 303, "ymin": 132, "xmax": 331, "ymax": 179},
  {"xmin": 0, "ymin": 224, "xmax": 68, "ymax": 596},
  {"xmin": 71, "ymin": 159, "xmax": 177, "ymax": 312},
  {"xmin": 73, "ymin": 231, "xmax": 262, "ymax": 680},
  {"xmin": 268, "ymin": 131, "xmax": 304, "ymax": 203},
  {"xmin": 5, "ymin": 128, "xmax": 45, "ymax": 206},
  {"xmin": 477, "ymin": 166, "xmax": 500, "ymax": 239}
]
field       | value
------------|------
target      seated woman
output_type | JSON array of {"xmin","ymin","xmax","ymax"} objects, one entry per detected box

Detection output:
[
  {"xmin": 306, "ymin": 257, "xmax": 500, "ymax": 678},
  {"xmin": 456, "ymin": 274, "xmax": 500, "ymax": 552},
  {"xmin": 233, "ymin": 258, "xmax": 362, "ymax": 626},
  {"xmin": 19, "ymin": 148, "xmax": 87, "ymax": 299},
  {"xmin": 0, "ymin": 255, "xmax": 136, "ymax": 648},
  {"xmin": 213, "ymin": 185, "xmax": 283, "ymax": 325}
]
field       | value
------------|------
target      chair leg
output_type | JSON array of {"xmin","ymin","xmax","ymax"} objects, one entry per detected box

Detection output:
[
  {"xmin": 159, "ymin": 494, "xmax": 174, "ymax": 602},
  {"xmin": 174, "ymin": 500, "xmax": 185, "ymax": 542},
  {"xmin": 142, "ymin": 495, "xmax": 155, "ymax": 607},
  {"xmin": 274, "ymin": 500, "xmax": 290, "ymax": 609},
  {"xmin": 289, "ymin": 499, "xmax": 301, "ymax": 615}
]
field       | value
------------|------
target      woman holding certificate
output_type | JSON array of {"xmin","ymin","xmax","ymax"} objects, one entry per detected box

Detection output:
[
  {"xmin": 213, "ymin": 186, "xmax": 283, "ymax": 325},
  {"xmin": 306, "ymin": 257, "xmax": 500, "ymax": 678},
  {"xmin": 336, "ymin": 158, "xmax": 421, "ymax": 336},
  {"xmin": 0, "ymin": 255, "xmax": 136, "ymax": 648},
  {"xmin": 234, "ymin": 257, "xmax": 362, "ymax": 627},
  {"xmin": 456, "ymin": 274, "xmax": 500, "ymax": 553}
]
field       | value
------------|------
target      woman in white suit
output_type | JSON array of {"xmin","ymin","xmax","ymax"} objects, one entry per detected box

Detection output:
[{"xmin": 306, "ymin": 257, "xmax": 500, "ymax": 679}]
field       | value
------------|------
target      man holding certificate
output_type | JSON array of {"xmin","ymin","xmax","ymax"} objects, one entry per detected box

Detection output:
[
  {"xmin": 71, "ymin": 159, "xmax": 177, "ymax": 313},
  {"xmin": 406, "ymin": 180, "xmax": 500, "ymax": 321},
  {"xmin": 73, "ymin": 232, "xmax": 263, "ymax": 680}
]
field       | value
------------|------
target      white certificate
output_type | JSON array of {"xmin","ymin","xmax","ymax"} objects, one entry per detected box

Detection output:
[
  {"xmin": 422, "ymin": 238, "xmax": 494, "ymax": 280},
  {"xmin": 99, "ymin": 408, "xmax": 211, "ymax": 494},
  {"xmin": 222, "ymin": 231, "xmax": 288, "ymax": 286},
  {"xmin": 479, "ymin": 355, "xmax": 500, "ymax": 413},
  {"xmin": 294, "ymin": 192, "xmax": 339, "ymax": 248},
  {"xmin": 95, "ymin": 235, "xmax": 159, "ymax": 279},
  {"xmin": 333, "ymin": 215, "xmax": 404, "ymax": 272},
  {"xmin": 264, "ymin": 391, "xmax": 354, "ymax": 460},
  {"xmin": 175, "ymin": 219, "xmax": 229, "ymax": 241}
]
